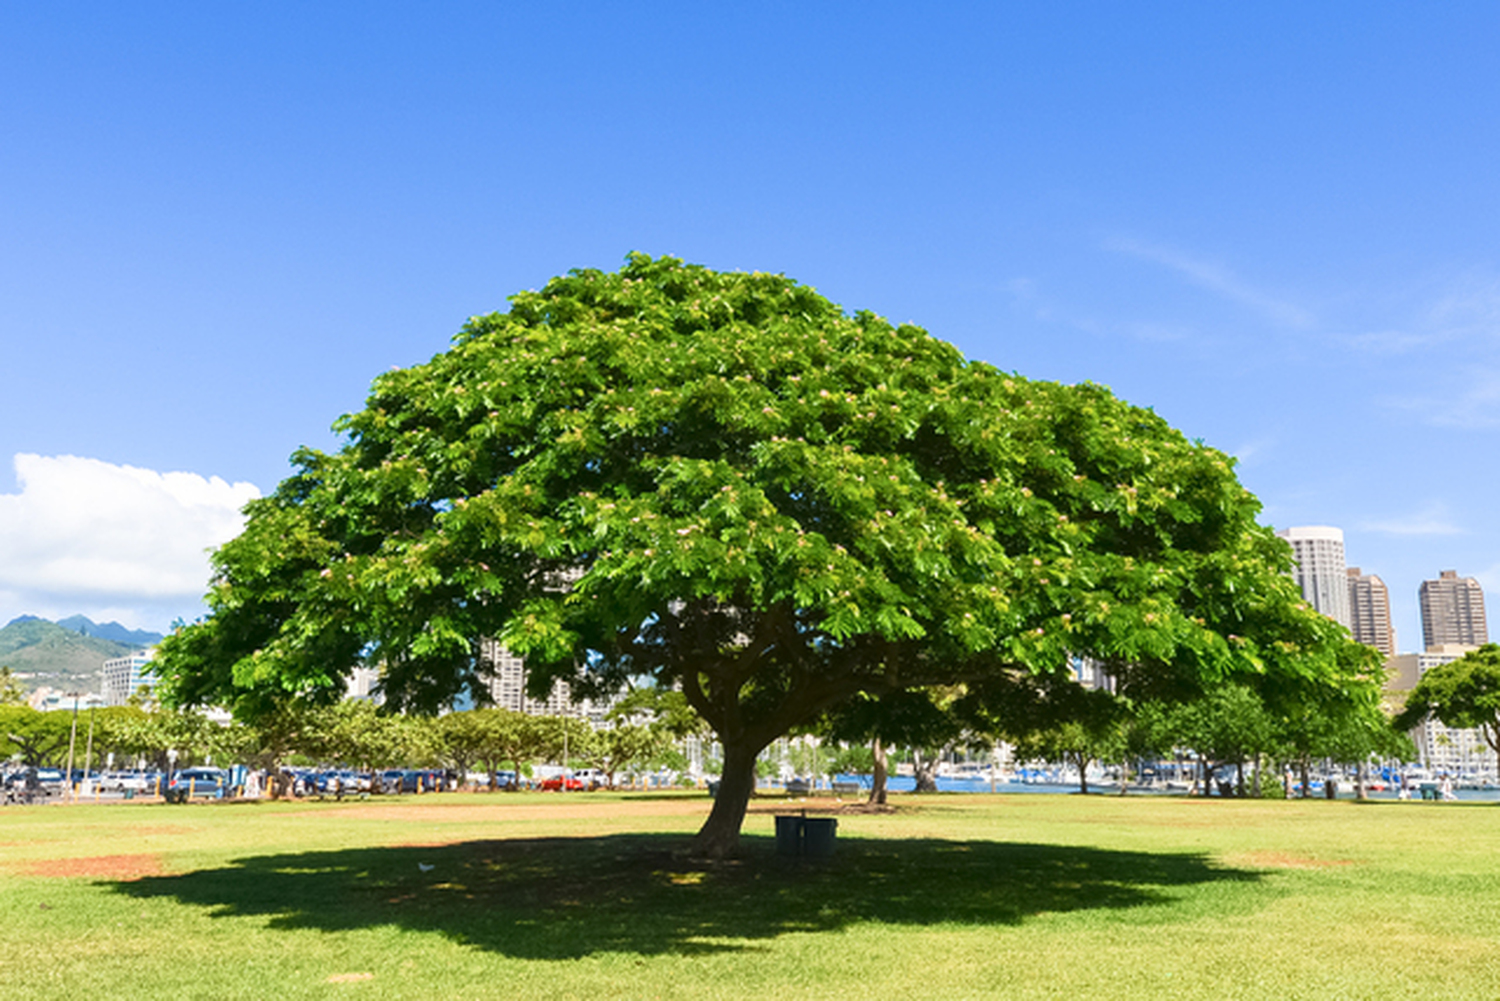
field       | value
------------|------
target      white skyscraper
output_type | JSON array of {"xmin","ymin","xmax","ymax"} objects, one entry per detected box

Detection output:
[
  {"xmin": 476, "ymin": 637, "xmax": 617, "ymax": 726},
  {"xmin": 1275, "ymin": 526, "xmax": 1351, "ymax": 628},
  {"xmin": 101, "ymin": 649, "xmax": 156, "ymax": 707}
]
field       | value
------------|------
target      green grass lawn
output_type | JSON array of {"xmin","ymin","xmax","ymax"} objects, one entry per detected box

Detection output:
[{"xmin": 2, "ymin": 791, "xmax": 1497, "ymax": 1000}]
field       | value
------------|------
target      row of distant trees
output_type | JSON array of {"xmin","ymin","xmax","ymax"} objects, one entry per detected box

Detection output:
[
  {"xmin": 0, "ymin": 686, "xmax": 708, "ymax": 796},
  {"xmin": 807, "ymin": 677, "xmax": 1416, "ymax": 801},
  {"xmin": 13, "ymin": 643, "xmax": 1500, "ymax": 804}
]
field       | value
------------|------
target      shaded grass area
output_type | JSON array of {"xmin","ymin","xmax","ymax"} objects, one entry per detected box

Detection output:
[
  {"xmin": 6, "ymin": 793, "xmax": 1500, "ymax": 999},
  {"xmin": 111, "ymin": 834, "xmax": 1260, "ymax": 959}
]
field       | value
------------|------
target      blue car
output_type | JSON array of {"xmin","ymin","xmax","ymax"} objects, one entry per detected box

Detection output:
[{"xmin": 164, "ymin": 767, "xmax": 230, "ymax": 803}]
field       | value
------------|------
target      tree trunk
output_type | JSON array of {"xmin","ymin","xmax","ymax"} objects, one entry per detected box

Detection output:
[
  {"xmin": 912, "ymin": 748, "xmax": 940, "ymax": 793},
  {"xmin": 1356, "ymin": 760, "xmax": 1368, "ymax": 801},
  {"xmin": 868, "ymin": 737, "xmax": 888, "ymax": 806},
  {"xmin": 692, "ymin": 738, "xmax": 759, "ymax": 859},
  {"xmin": 1299, "ymin": 757, "xmax": 1311, "ymax": 799},
  {"xmin": 1073, "ymin": 752, "xmax": 1089, "ymax": 794}
]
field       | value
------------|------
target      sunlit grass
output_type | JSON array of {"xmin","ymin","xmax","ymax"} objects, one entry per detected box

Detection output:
[{"xmin": 2, "ymin": 791, "xmax": 1498, "ymax": 999}]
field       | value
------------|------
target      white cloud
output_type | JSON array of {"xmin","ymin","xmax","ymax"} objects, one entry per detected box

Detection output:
[
  {"xmin": 1340, "ymin": 329, "xmax": 1444, "ymax": 354},
  {"xmin": 1104, "ymin": 238, "xmax": 1315, "ymax": 329},
  {"xmin": 1384, "ymin": 369, "xmax": 1500, "ymax": 430},
  {"xmin": 1343, "ymin": 271, "xmax": 1500, "ymax": 357},
  {"xmin": 1428, "ymin": 274, "xmax": 1500, "ymax": 335},
  {"xmin": 1228, "ymin": 437, "xmax": 1274, "ymax": 466},
  {"xmin": 1003, "ymin": 276, "xmax": 1194, "ymax": 344},
  {"xmin": 1358, "ymin": 503, "xmax": 1464, "ymax": 537},
  {"xmin": 0, "ymin": 454, "xmax": 260, "ymax": 627},
  {"xmin": 1470, "ymin": 562, "xmax": 1500, "ymax": 599}
]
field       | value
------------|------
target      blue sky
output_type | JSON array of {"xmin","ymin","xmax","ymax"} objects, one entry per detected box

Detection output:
[{"xmin": 3, "ymin": 4, "xmax": 1498, "ymax": 652}]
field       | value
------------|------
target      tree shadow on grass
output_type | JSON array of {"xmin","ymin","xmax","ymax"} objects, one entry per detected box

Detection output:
[{"xmin": 112, "ymin": 835, "xmax": 1263, "ymax": 958}]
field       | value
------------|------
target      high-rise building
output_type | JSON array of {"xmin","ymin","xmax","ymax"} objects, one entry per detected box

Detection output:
[
  {"xmin": 1275, "ymin": 526, "xmax": 1351, "ymax": 628},
  {"xmin": 101, "ymin": 649, "xmax": 156, "ymax": 707},
  {"xmin": 1346, "ymin": 567, "xmax": 1395, "ymax": 657},
  {"xmin": 346, "ymin": 664, "xmax": 382, "ymax": 702},
  {"xmin": 1419, "ymin": 570, "xmax": 1488, "ymax": 651},
  {"xmin": 476, "ymin": 637, "xmax": 614, "ymax": 725}
]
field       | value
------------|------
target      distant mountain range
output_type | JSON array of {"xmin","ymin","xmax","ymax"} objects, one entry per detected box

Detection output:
[
  {"xmin": 52, "ymin": 615, "xmax": 163, "ymax": 647},
  {"xmin": 0, "ymin": 615, "xmax": 163, "ymax": 693}
]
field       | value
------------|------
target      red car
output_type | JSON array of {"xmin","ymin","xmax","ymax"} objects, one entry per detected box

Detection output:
[{"xmin": 537, "ymin": 775, "xmax": 585, "ymax": 791}]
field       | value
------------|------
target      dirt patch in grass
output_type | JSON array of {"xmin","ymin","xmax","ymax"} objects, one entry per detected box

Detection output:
[
  {"xmin": 127, "ymin": 825, "xmax": 195, "ymax": 837},
  {"xmin": 829, "ymin": 802, "xmax": 899, "ymax": 815},
  {"xmin": 1228, "ymin": 851, "xmax": 1356, "ymax": 870},
  {"xmin": 21, "ymin": 853, "xmax": 166, "ymax": 880},
  {"xmin": 745, "ymin": 800, "xmax": 894, "ymax": 816}
]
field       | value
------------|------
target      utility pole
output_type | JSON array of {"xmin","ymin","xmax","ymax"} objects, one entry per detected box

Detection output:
[{"xmin": 64, "ymin": 693, "xmax": 80, "ymax": 803}]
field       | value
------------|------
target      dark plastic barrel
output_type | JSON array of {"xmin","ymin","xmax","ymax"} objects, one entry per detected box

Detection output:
[
  {"xmin": 802, "ymin": 817, "xmax": 837, "ymax": 857},
  {"xmin": 775, "ymin": 815, "xmax": 803, "ymax": 856}
]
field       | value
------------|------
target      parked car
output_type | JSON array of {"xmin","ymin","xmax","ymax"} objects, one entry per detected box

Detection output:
[
  {"xmin": 98, "ymin": 771, "xmax": 151, "ymax": 793},
  {"xmin": 164, "ymin": 767, "xmax": 230, "ymax": 803},
  {"xmin": 380, "ymin": 769, "xmax": 438, "ymax": 794},
  {"xmin": 312, "ymin": 769, "xmax": 374, "ymax": 797},
  {"xmin": 537, "ymin": 774, "xmax": 585, "ymax": 792},
  {"xmin": 2, "ymin": 768, "xmax": 56, "ymax": 803}
]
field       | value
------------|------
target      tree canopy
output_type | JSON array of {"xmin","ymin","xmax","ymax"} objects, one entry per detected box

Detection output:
[{"xmin": 156, "ymin": 254, "xmax": 1371, "ymax": 855}]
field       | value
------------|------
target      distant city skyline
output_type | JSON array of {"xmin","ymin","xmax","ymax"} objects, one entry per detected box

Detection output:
[{"xmin": 1279, "ymin": 523, "xmax": 1489, "ymax": 657}]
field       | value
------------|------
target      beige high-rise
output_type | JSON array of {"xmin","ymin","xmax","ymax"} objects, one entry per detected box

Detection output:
[
  {"xmin": 1419, "ymin": 570, "xmax": 1488, "ymax": 651},
  {"xmin": 1346, "ymin": 567, "xmax": 1395, "ymax": 657}
]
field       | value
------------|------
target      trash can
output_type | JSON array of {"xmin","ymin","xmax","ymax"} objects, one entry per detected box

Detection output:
[
  {"xmin": 707, "ymin": 780, "xmax": 719, "ymax": 799},
  {"xmin": 775, "ymin": 814, "xmax": 803, "ymax": 856},
  {"xmin": 802, "ymin": 817, "xmax": 837, "ymax": 858}
]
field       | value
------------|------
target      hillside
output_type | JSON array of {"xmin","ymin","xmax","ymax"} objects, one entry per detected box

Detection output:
[{"xmin": 0, "ymin": 618, "xmax": 144, "ymax": 692}]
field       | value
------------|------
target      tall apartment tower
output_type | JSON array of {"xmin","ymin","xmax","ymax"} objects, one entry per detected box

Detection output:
[
  {"xmin": 1346, "ymin": 567, "xmax": 1395, "ymax": 657},
  {"xmin": 101, "ymin": 649, "xmax": 156, "ymax": 707},
  {"xmin": 477, "ymin": 637, "xmax": 578, "ymax": 717},
  {"xmin": 1419, "ymin": 570, "xmax": 1488, "ymax": 650},
  {"xmin": 1275, "ymin": 526, "xmax": 1351, "ymax": 628}
]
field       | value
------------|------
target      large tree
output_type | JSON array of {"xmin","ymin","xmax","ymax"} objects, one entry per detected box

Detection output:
[
  {"xmin": 156, "ymin": 254, "xmax": 1365, "ymax": 856},
  {"xmin": 1, "ymin": 707, "xmax": 74, "ymax": 767}
]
